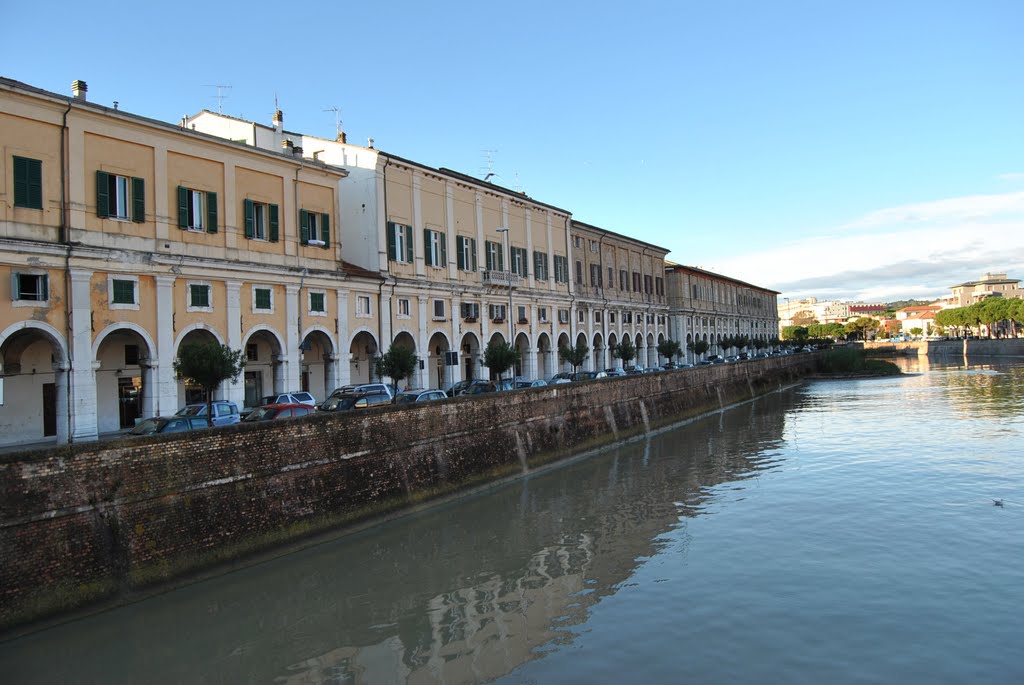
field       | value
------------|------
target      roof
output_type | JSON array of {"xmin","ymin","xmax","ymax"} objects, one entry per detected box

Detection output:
[
  {"xmin": 664, "ymin": 263, "xmax": 780, "ymax": 294},
  {"xmin": 952, "ymin": 277, "xmax": 1020, "ymax": 288},
  {"xmin": 897, "ymin": 305, "xmax": 942, "ymax": 313},
  {"xmin": 340, "ymin": 260, "xmax": 382, "ymax": 280},
  {"xmin": 570, "ymin": 219, "xmax": 669, "ymax": 254}
]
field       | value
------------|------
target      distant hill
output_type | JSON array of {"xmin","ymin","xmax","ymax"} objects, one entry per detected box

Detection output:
[{"xmin": 885, "ymin": 299, "xmax": 932, "ymax": 312}]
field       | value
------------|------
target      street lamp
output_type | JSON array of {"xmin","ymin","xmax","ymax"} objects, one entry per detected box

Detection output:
[{"xmin": 496, "ymin": 227, "xmax": 514, "ymax": 348}]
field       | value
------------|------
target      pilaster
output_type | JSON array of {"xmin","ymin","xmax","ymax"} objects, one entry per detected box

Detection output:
[
  {"xmin": 69, "ymin": 269, "xmax": 97, "ymax": 441},
  {"xmin": 154, "ymin": 275, "xmax": 178, "ymax": 414}
]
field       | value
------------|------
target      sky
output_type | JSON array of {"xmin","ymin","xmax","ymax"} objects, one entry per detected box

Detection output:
[{"xmin": 4, "ymin": 0, "xmax": 1023, "ymax": 303}]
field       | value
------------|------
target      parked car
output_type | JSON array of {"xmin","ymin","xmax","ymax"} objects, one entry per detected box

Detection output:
[
  {"xmin": 127, "ymin": 416, "xmax": 208, "ymax": 436},
  {"xmin": 515, "ymin": 379, "xmax": 548, "ymax": 389},
  {"xmin": 548, "ymin": 371, "xmax": 575, "ymax": 384},
  {"xmin": 573, "ymin": 370, "xmax": 608, "ymax": 381},
  {"xmin": 393, "ymin": 389, "xmax": 448, "ymax": 404},
  {"xmin": 461, "ymin": 381, "xmax": 497, "ymax": 395},
  {"xmin": 724, "ymin": 356, "xmax": 740, "ymax": 363},
  {"xmin": 496, "ymin": 378, "xmax": 516, "ymax": 391},
  {"xmin": 175, "ymin": 401, "xmax": 240, "ymax": 426},
  {"xmin": 706, "ymin": 356, "xmax": 725, "ymax": 364},
  {"xmin": 663, "ymin": 362, "xmax": 680, "ymax": 370},
  {"xmin": 243, "ymin": 403, "xmax": 314, "ymax": 422},
  {"xmin": 642, "ymin": 366, "xmax": 664, "ymax": 373},
  {"xmin": 623, "ymin": 365, "xmax": 645, "ymax": 374},
  {"xmin": 330, "ymin": 383, "xmax": 397, "ymax": 400},
  {"xmin": 319, "ymin": 392, "xmax": 392, "ymax": 411},
  {"xmin": 259, "ymin": 392, "xmax": 317, "ymax": 408},
  {"xmin": 604, "ymin": 368, "xmax": 626, "ymax": 377}
]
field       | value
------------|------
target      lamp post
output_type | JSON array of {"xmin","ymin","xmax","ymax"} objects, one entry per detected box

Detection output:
[{"xmin": 496, "ymin": 228, "xmax": 513, "ymax": 347}]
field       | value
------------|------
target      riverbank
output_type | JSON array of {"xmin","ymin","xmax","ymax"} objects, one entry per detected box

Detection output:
[{"xmin": 1, "ymin": 354, "xmax": 817, "ymax": 633}]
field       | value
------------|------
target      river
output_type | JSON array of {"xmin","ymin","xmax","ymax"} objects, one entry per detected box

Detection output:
[{"xmin": 2, "ymin": 356, "xmax": 1022, "ymax": 684}]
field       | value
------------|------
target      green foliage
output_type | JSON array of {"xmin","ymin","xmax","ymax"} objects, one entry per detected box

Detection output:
[
  {"xmin": 843, "ymin": 317, "xmax": 880, "ymax": 341},
  {"xmin": 657, "ymin": 338, "xmax": 682, "ymax": 362},
  {"xmin": 781, "ymin": 325, "xmax": 809, "ymax": 341},
  {"xmin": 174, "ymin": 343, "xmax": 246, "ymax": 425},
  {"xmin": 484, "ymin": 339, "xmax": 520, "ymax": 381},
  {"xmin": 752, "ymin": 338, "xmax": 767, "ymax": 350},
  {"xmin": 375, "ymin": 344, "xmax": 420, "ymax": 388},
  {"xmin": 687, "ymin": 339, "xmax": 710, "ymax": 358},
  {"xmin": 909, "ymin": 327, "xmax": 924, "ymax": 337},
  {"xmin": 612, "ymin": 337, "xmax": 637, "ymax": 364},
  {"xmin": 807, "ymin": 322, "xmax": 846, "ymax": 339},
  {"xmin": 935, "ymin": 298, "xmax": 1024, "ymax": 338},
  {"xmin": 558, "ymin": 340, "xmax": 590, "ymax": 372},
  {"xmin": 816, "ymin": 348, "xmax": 901, "ymax": 376}
]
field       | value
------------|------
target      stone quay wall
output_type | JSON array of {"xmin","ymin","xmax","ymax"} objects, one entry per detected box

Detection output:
[
  {"xmin": 1, "ymin": 355, "xmax": 816, "ymax": 631},
  {"xmin": 864, "ymin": 339, "xmax": 1024, "ymax": 357}
]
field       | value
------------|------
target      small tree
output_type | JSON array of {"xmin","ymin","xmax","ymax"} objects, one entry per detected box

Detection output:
[
  {"xmin": 558, "ymin": 340, "xmax": 590, "ymax": 373},
  {"xmin": 484, "ymin": 339, "xmax": 520, "ymax": 385},
  {"xmin": 687, "ymin": 339, "xmax": 710, "ymax": 361},
  {"xmin": 612, "ymin": 337, "xmax": 637, "ymax": 367},
  {"xmin": 657, "ymin": 339, "xmax": 681, "ymax": 364},
  {"xmin": 375, "ymin": 344, "xmax": 420, "ymax": 392},
  {"xmin": 909, "ymin": 327, "xmax": 923, "ymax": 338},
  {"xmin": 174, "ymin": 342, "xmax": 246, "ymax": 426}
]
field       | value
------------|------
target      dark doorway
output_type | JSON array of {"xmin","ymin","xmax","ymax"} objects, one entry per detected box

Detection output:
[
  {"xmin": 118, "ymin": 376, "xmax": 142, "ymax": 428},
  {"xmin": 42, "ymin": 383, "xmax": 56, "ymax": 437}
]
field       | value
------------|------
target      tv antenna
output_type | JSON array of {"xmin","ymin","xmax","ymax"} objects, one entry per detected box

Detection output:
[
  {"xmin": 481, "ymin": 149, "xmax": 498, "ymax": 182},
  {"xmin": 204, "ymin": 84, "xmax": 232, "ymax": 113},
  {"xmin": 324, "ymin": 106, "xmax": 343, "ymax": 137}
]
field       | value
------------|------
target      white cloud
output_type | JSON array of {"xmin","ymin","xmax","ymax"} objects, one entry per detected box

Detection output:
[
  {"xmin": 711, "ymin": 191, "xmax": 1024, "ymax": 302},
  {"xmin": 996, "ymin": 172, "xmax": 1024, "ymax": 183}
]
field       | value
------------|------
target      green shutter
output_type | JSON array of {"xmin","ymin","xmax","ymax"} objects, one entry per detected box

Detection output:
[
  {"xmin": 387, "ymin": 222, "xmax": 397, "ymax": 261},
  {"xmin": 206, "ymin": 191, "xmax": 218, "ymax": 233},
  {"xmin": 423, "ymin": 228, "xmax": 432, "ymax": 266},
  {"xmin": 439, "ymin": 232, "xmax": 447, "ymax": 267},
  {"xmin": 131, "ymin": 177, "xmax": 145, "ymax": 223},
  {"xmin": 485, "ymin": 241, "xmax": 493, "ymax": 271},
  {"xmin": 177, "ymin": 186, "xmax": 188, "ymax": 229},
  {"xmin": 470, "ymin": 239, "xmax": 477, "ymax": 271},
  {"xmin": 41, "ymin": 275, "xmax": 48, "ymax": 301},
  {"xmin": 320, "ymin": 213, "xmax": 329, "ymax": 247},
  {"xmin": 13, "ymin": 157, "xmax": 28, "ymax": 207},
  {"xmin": 244, "ymin": 199, "xmax": 255, "ymax": 238},
  {"xmin": 14, "ymin": 157, "xmax": 42, "ymax": 209},
  {"xmin": 11, "ymin": 272, "xmax": 20, "ymax": 300},
  {"xmin": 405, "ymin": 225, "xmax": 413, "ymax": 263},
  {"xmin": 498, "ymin": 246, "xmax": 504, "ymax": 273},
  {"xmin": 95, "ymin": 171, "xmax": 109, "ymax": 218},
  {"xmin": 456, "ymin": 236, "xmax": 465, "ymax": 270},
  {"xmin": 300, "ymin": 209, "xmax": 310, "ymax": 245},
  {"xmin": 269, "ymin": 204, "xmax": 279, "ymax": 242}
]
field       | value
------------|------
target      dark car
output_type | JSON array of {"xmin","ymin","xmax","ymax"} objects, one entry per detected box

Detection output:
[
  {"xmin": 446, "ymin": 379, "xmax": 486, "ymax": 397},
  {"xmin": 127, "ymin": 416, "xmax": 208, "ymax": 436},
  {"xmin": 604, "ymin": 368, "xmax": 626, "ymax": 377},
  {"xmin": 461, "ymin": 381, "xmax": 497, "ymax": 395},
  {"xmin": 243, "ymin": 403, "xmax": 314, "ymax": 422},
  {"xmin": 394, "ymin": 389, "xmax": 448, "ymax": 404},
  {"xmin": 318, "ymin": 392, "xmax": 392, "ymax": 411}
]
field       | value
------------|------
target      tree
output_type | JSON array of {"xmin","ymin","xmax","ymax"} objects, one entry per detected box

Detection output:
[
  {"xmin": 657, "ymin": 339, "xmax": 681, "ymax": 364},
  {"xmin": 483, "ymin": 339, "xmax": 520, "ymax": 385},
  {"xmin": 752, "ymin": 338, "xmax": 767, "ymax": 351},
  {"xmin": 781, "ymin": 326, "xmax": 809, "ymax": 342},
  {"xmin": 687, "ymin": 339, "xmax": 709, "ymax": 360},
  {"xmin": 612, "ymin": 337, "xmax": 637, "ymax": 366},
  {"xmin": 844, "ymin": 317, "xmax": 880, "ymax": 342},
  {"xmin": 174, "ymin": 342, "xmax": 246, "ymax": 426},
  {"xmin": 558, "ymin": 340, "xmax": 590, "ymax": 373},
  {"xmin": 909, "ymin": 327, "xmax": 924, "ymax": 338},
  {"xmin": 374, "ymin": 344, "xmax": 420, "ymax": 391}
]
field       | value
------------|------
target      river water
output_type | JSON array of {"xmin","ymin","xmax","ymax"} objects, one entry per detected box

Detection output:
[{"xmin": 2, "ymin": 357, "xmax": 1023, "ymax": 684}]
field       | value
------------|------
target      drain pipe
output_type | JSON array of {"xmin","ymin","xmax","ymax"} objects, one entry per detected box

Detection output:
[{"xmin": 59, "ymin": 99, "xmax": 74, "ymax": 442}]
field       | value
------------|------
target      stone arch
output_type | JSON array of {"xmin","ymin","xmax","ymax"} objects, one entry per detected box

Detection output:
[
  {"xmin": 556, "ymin": 331, "xmax": 571, "ymax": 372},
  {"xmin": 427, "ymin": 330, "xmax": 452, "ymax": 390},
  {"xmin": 536, "ymin": 331, "xmax": 552, "ymax": 380},
  {"xmin": 173, "ymin": 322, "xmax": 225, "ymax": 352},
  {"xmin": 173, "ymin": 326, "xmax": 226, "ymax": 407},
  {"xmin": 0, "ymin": 321, "xmax": 70, "ymax": 446},
  {"xmin": 239, "ymin": 325, "xmax": 287, "ymax": 407},
  {"xmin": 349, "ymin": 329, "xmax": 380, "ymax": 384},
  {"xmin": 647, "ymin": 332, "xmax": 656, "ymax": 366},
  {"xmin": 592, "ymin": 331, "xmax": 605, "ymax": 372},
  {"xmin": 92, "ymin": 323, "xmax": 157, "ymax": 433},
  {"xmin": 514, "ymin": 331, "xmax": 531, "ymax": 378},
  {"xmin": 300, "ymin": 325, "xmax": 337, "ymax": 402},
  {"xmin": 607, "ymin": 331, "xmax": 619, "ymax": 369}
]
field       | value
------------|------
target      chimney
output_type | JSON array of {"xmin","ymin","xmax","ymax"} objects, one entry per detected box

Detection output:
[
  {"xmin": 272, "ymin": 109, "xmax": 283, "ymax": 132},
  {"xmin": 336, "ymin": 131, "xmax": 347, "ymax": 144},
  {"xmin": 292, "ymin": 146, "xmax": 303, "ymax": 156},
  {"xmin": 367, "ymin": 137, "xmax": 375, "ymax": 149},
  {"xmin": 71, "ymin": 80, "xmax": 88, "ymax": 101},
  {"xmin": 281, "ymin": 139, "xmax": 293, "ymax": 151}
]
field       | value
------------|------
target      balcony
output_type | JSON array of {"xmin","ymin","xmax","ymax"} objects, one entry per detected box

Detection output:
[{"xmin": 482, "ymin": 270, "xmax": 521, "ymax": 287}]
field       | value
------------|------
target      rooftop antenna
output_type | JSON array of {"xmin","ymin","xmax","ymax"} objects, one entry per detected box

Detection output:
[
  {"xmin": 324, "ymin": 106, "xmax": 343, "ymax": 138},
  {"xmin": 204, "ymin": 84, "xmax": 232, "ymax": 114},
  {"xmin": 481, "ymin": 149, "xmax": 498, "ymax": 182}
]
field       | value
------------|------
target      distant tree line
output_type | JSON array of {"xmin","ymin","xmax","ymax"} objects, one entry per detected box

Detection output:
[{"xmin": 934, "ymin": 298, "xmax": 1024, "ymax": 338}]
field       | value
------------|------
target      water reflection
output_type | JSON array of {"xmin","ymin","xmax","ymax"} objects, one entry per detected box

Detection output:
[{"xmin": 2, "ymin": 391, "xmax": 803, "ymax": 685}]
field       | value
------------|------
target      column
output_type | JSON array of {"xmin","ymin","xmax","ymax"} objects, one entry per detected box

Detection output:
[
  {"xmin": 285, "ymin": 284, "xmax": 300, "ymax": 391},
  {"xmin": 336, "ymin": 288, "xmax": 351, "ymax": 387},
  {"xmin": 412, "ymin": 173, "xmax": 425, "ymax": 278},
  {"xmin": 69, "ymin": 269, "xmax": 97, "ymax": 441},
  {"xmin": 224, "ymin": 281, "xmax": 245, "ymax": 406},
  {"xmin": 417, "ymin": 295, "xmax": 429, "ymax": 389},
  {"xmin": 154, "ymin": 275, "xmax": 178, "ymax": 414}
]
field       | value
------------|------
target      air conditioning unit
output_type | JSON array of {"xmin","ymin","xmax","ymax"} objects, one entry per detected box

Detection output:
[{"xmin": 307, "ymin": 239, "xmax": 325, "ymax": 247}]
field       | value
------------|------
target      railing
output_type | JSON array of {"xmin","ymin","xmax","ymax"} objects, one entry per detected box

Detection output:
[{"xmin": 482, "ymin": 270, "xmax": 521, "ymax": 287}]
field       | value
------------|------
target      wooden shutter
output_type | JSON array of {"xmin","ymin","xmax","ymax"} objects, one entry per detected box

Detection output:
[
  {"xmin": 11, "ymin": 273, "xmax": 20, "ymax": 300},
  {"xmin": 269, "ymin": 204, "xmax": 279, "ymax": 242},
  {"xmin": 485, "ymin": 241, "xmax": 493, "ymax": 271},
  {"xmin": 300, "ymin": 209, "xmax": 310, "ymax": 245},
  {"xmin": 498, "ymin": 246, "xmax": 504, "ymax": 273},
  {"xmin": 41, "ymin": 275, "xmax": 49, "ymax": 301},
  {"xmin": 456, "ymin": 236, "xmax": 465, "ymax": 270},
  {"xmin": 423, "ymin": 228, "xmax": 432, "ymax": 266},
  {"xmin": 177, "ymin": 187, "xmax": 188, "ymax": 229},
  {"xmin": 95, "ymin": 171, "xmax": 109, "ymax": 218},
  {"xmin": 320, "ymin": 213, "xmax": 329, "ymax": 247},
  {"xmin": 206, "ymin": 191, "xmax": 218, "ymax": 233},
  {"xmin": 387, "ymin": 222, "xmax": 397, "ymax": 260},
  {"xmin": 439, "ymin": 232, "xmax": 447, "ymax": 267},
  {"xmin": 131, "ymin": 177, "xmax": 145, "ymax": 222},
  {"xmin": 243, "ymin": 199, "xmax": 255, "ymax": 238},
  {"xmin": 404, "ymin": 225, "xmax": 413, "ymax": 262},
  {"xmin": 13, "ymin": 157, "xmax": 41, "ymax": 208},
  {"xmin": 470, "ymin": 239, "xmax": 477, "ymax": 271},
  {"xmin": 13, "ymin": 157, "xmax": 27, "ymax": 206}
]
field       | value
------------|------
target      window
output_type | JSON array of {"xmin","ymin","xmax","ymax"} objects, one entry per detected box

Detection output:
[
  {"xmin": 356, "ymin": 294, "xmax": 372, "ymax": 318},
  {"xmin": 533, "ymin": 251, "xmax": 549, "ymax": 281},
  {"xmin": 517, "ymin": 305, "xmax": 528, "ymax": 323},
  {"xmin": 644, "ymin": 275, "xmax": 653, "ymax": 294},
  {"xmin": 608, "ymin": 267, "xmax": 614, "ymax": 288},
  {"xmin": 633, "ymin": 272, "xmax": 641, "ymax": 292},
  {"xmin": 309, "ymin": 291, "xmax": 326, "ymax": 314},
  {"xmin": 485, "ymin": 240, "xmax": 504, "ymax": 272},
  {"xmin": 300, "ymin": 209, "xmax": 330, "ymax": 247},
  {"xmin": 489, "ymin": 303, "xmax": 506, "ymax": 321},
  {"xmin": 610, "ymin": 312, "xmax": 616, "ymax": 324},
  {"xmin": 244, "ymin": 199, "xmax": 279, "ymax": 242},
  {"xmin": 11, "ymin": 273, "xmax": 48, "ymax": 303},
  {"xmin": 620, "ymin": 270, "xmax": 628, "ymax": 291},
  {"xmin": 624, "ymin": 312, "xmax": 633, "ymax": 324},
  {"xmin": 253, "ymin": 286, "xmax": 273, "ymax": 312},
  {"xmin": 424, "ymin": 228, "xmax": 447, "ymax": 267},
  {"xmin": 558, "ymin": 309, "xmax": 569, "ymax": 324},
  {"xmin": 656, "ymin": 277, "xmax": 664, "ymax": 296},
  {"xmin": 188, "ymin": 282, "xmax": 212, "ymax": 311},
  {"xmin": 109, "ymin": 278, "xmax": 138, "ymax": 309},
  {"xmin": 575, "ymin": 260, "xmax": 583, "ymax": 284},
  {"xmin": 96, "ymin": 171, "xmax": 144, "ymax": 222},
  {"xmin": 246, "ymin": 343, "xmax": 259, "ymax": 362},
  {"xmin": 397, "ymin": 298, "xmax": 411, "ymax": 318},
  {"xmin": 432, "ymin": 299, "xmax": 446, "ymax": 320},
  {"xmin": 589, "ymin": 239, "xmax": 598, "ymax": 253},
  {"xmin": 460, "ymin": 302, "xmax": 480, "ymax": 320},
  {"xmin": 589, "ymin": 264, "xmax": 602, "ymax": 287},
  {"xmin": 177, "ymin": 187, "xmax": 218, "ymax": 233},
  {"xmin": 387, "ymin": 222, "xmax": 413, "ymax": 262},
  {"xmin": 595, "ymin": 311, "xmax": 603, "ymax": 324},
  {"xmin": 456, "ymin": 236, "xmax": 478, "ymax": 271},
  {"xmin": 553, "ymin": 255, "xmax": 569, "ymax": 284},
  {"xmin": 511, "ymin": 247, "xmax": 528, "ymax": 277},
  {"xmin": 578, "ymin": 309, "xmax": 586, "ymax": 323},
  {"xmin": 573, "ymin": 236, "xmax": 583, "ymax": 249},
  {"xmin": 539, "ymin": 306, "xmax": 549, "ymax": 323},
  {"xmin": 13, "ymin": 156, "xmax": 43, "ymax": 209}
]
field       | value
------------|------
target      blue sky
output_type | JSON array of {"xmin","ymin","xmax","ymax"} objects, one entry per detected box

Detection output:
[{"xmin": 5, "ymin": 1, "xmax": 1023, "ymax": 302}]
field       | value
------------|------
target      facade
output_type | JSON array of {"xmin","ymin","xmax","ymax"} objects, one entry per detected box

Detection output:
[
  {"xmin": 664, "ymin": 264, "xmax": 779, "ymax": 362},
  {"xmin": 777, "ymin": 297, "xmax": 885, "ymax": 329},
  {"xmin": 0, "ymin": 78, "xmax": 382, "ymax": 447},
  {"xmin": 950, "ymin": 272, "xmax": 1022, "ymax": 307}
]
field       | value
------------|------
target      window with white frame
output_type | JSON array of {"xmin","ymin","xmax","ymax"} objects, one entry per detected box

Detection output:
[
  {"xmin": 610, "ymin": 312, "xmax": 616, "ymax": 324},
  {"xmin": 387, "ymin": 222, "xmax": 413, "ymax": 263},
  {"xmin": 553, "ymin": 255, "xmax": 569, "ymax": 284},
  {"xmin": 517, "ymin": 305, "xmax": 528, "ymax": 323},
  {"xmin": 558, "ymin": 308, "xmax": 569, "ymax": 324},
  {"xmin": 432, "ymin": 299, "xmax": 446, "ymax": 320},
  {"xmin": 538, "ymin": 306, "xmax": 549, "ymax": 323},
  {"xmin": 573, "ymin": 236, "xmax": 583, "ymax": 249},
  {"xmin": 578, "ymin": 309, "xmax": 585, "ymax": 323},
  {"xmin": 187, "ymin": 282, "xmax": 212, "ymax": 312},
  {"xmin": 301, "ymin": 209, "xmax": 330, "ymax": 247},
  {"xmin": 456, "ymin": 236, "xmax": 478, "ymax": 271},
  {"xmin": 425, "ymin": 228, "xmax": 447, "ymax": 267},
  {"xmin": 253, "ymin": 286, "xmax": 274, "ymax": 313},
  {"xmin": 108, "ymin": 275, "xmax": 139, "ymax": 310},
  {"xmin": 485, "ymin": 240, "xmax": 504, "ymax": 272},
  {"xmin": 11, "ymin": 272, "xmax": 49, "ymax": 304},
  {"xmin": 308, "ymin": 290, "xmax": 326, "ymax": 315},
  {"xmin": 397, "ymin": 298, "xmax": 411, "ymax": 318},
  {"xmin": 511, "ymin": 247, "xmax": 528, "ymax": 277},
  {"xmin": 96, "ymin": 171, "xmax": 144, "ymax": 222},
  {"xmin": 460, "ymin": 302, "xmax": 480, "ymax": 320},
  {"xmin": 595, "ymin": 311, "xmax": 603, "ymax": 324},
  {"xmin": 178, "ymin": 187, "xmax": 217, "ymax": 233},
  {"xmin": 488, "ymin": 303, "xmax": 506, "ymax": 321},
  {"xmin": 356, "ymin": 294, "xmax": 372, "ymax": 318},
  {"xmin": 243, "ymin": 199, "xmax": 278, "ymax": 241},
  {"xmin": 533, "ymin": 251, "xmax": 549, "ymax": 281},
  {"xmin": 589, "ymin": 239, "xmax": 598, "ymax": 252}
]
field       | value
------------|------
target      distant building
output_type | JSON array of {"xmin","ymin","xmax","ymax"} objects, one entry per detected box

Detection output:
[
  {"xmin": 777, "ymin": 297, "xmax": 885, "ymax": 331},
  {"xmin": 949, "ymin": 272, "xmax": 1022, "ymax": 307}
]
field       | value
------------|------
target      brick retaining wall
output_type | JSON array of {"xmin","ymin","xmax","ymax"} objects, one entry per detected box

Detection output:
[{"xmin": 0, "ymin": 355, "xmax": 815, "ymax": 631}]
